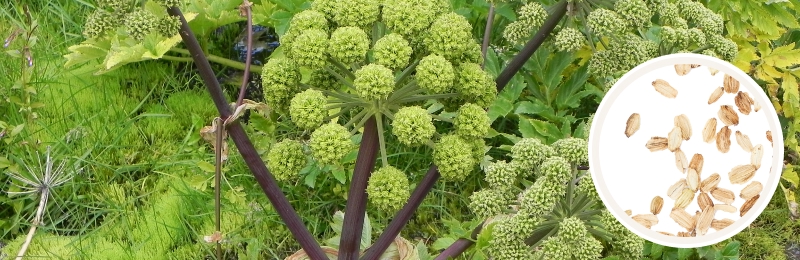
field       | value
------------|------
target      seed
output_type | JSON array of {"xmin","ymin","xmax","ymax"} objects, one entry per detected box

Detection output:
[
  {"xmin": 687, "ymin": 169, "xmax": 700, "ymax": 192},
  {"xmin": 670, "ymin": 208, "xmax": 696, "ymax": 232},
  {"xmin": 646, "ymin": 137, "xmax": 669, "ymax": 152},
  {"xmin": 677, "ymin": 231, "xmax": 693, "ymax": 237},
  {"xmin": 659, "ymin": 231, "xmax": 675, "ymax": 236},
  {"xmin": 766, "ymin": 130, "xmax": 773, "ymax": 146},
  {"xmin": 723, "ymin": 74, "xmax": 739, "ymax": 93},
  {"xmin": 697, "ymin": 192, "xmax": 714, "ymax": 209},
  {"xmin": 668, "ymin": 126, "xmax": 683, "ymax": 152},
  {"xmin": 632, "ymin": 214, "xmax": 659, "ymax": 228},
  {"xmin": 711, "ymin": 188, "xmax": 735, "ymax": 205},
  {"xmin": 729, "ymin": 164, "xmax": 757, "ymax": 184},
  {"xmin": 740, "ymin": 181, "xmax": 763, "ymax": 200},
  {"xmin": 699, "ymin": 173, "xmax": 721, "ymax": 193},
  {"xmin": 708, "ymin": 87, "xmax": 724, "ymax": 105},
  {"xmin": 625, "ymin": 113, "xmax": 641, "ymax": 138},
  {"xmin": 751, "ymin": 144, "xmax": 763, "ymax": 169},
  {"xmin": 754, "ymin": 100, "xmax": 761, "ymax": 112},
  {"xmin": 675, "ymin": 188, "xmax": 695, "ymax": 209},
  {"xmin": 625, "ymin": 209, "xmax": 632, "ymax": 216},
  {"xmin": 718, "ymin": 105, "xmax": 739, "ymax": 126},
  {"xmin": 652, "ymin": 79, "xmax": 678, "ymax": 98},
  {"xmin": 735, "ymin": 91, "xmax": 754, "ymax": 115},
  {"xmin": 691, "ymin": 64, "xmax": 701, "ymax": 68},
  {"xmin": 714, "ymin": 204, "xmax": 737, "ymax": 213},
  {"xmin": 675, "ymin": 64, "xmax": 693, "ymax": 76},
  {"xmin": 716, "ymin": 126, "xmax": 731, "ymax": 153},
  {"xmin": 668, "ymin": 179, "xmax": 688, "ymax": 200},
  {"xmin": 674, "ymin": 114, "xmax": 692, "ymax": 140},
  {"xmin": 689, "ymin": 153, "xmax": 704, "ymax": 175},
  {"xmin": 735, "ymin": 131, "xmax": 754, "ymax": 152},
  {"xmin": 740, "ymin": 194, "xmax": 760, "ymax": 217},
  {"xmin": 711, "ymin": 219, "xmax": 734, "ymax": 230},
  {"xmin": 651, "ymin": 196, "xmax": 664, "ymax": 215},
  {"xmin": 702, "ymin": 118, "xmax": 717, "ymax": 143},
  {"xmin": 708, "ymin": 67, "xmax": 720, "ymax": 76},
  {"xmin": 675, "ymin": 149, "xmax": 688, "ymax": 173},
  {"xmin": 697, "ymin": 205, "xmax": 715, "ymax": 235}
]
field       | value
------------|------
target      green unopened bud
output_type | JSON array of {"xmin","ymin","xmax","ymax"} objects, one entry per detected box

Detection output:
[
  {"xmin": 309, "ymin": 123, "xmax": 354, "ymax": 166},
  {"xmin": 586, "ymin": 8, "xmax": 625, "ymax": 37},
  {"xmin": 392, "ymin": 106, "xmax": 436, "ymax": 146},
  {"xmin": 290, "ymin": 29, "xmax": 328, "ymax": 70},
  {"xmin": 373, "ymin": 33, "xmax": 413, "ymax": 71},
  {"xmin": 554, "ymin": 27, "xmax": 585, "ymax": 52},
  {"xmin": 367, "ymin": 166, "xmax": 410, "ymax": 212},
  {"xmin": 434, "ymin": 135, "xmax": 476, "ymax": 181},
  {"xmin": 354, "ymin": 64, "xmax": 395, "ymax": 101},
  {"xmin": 328, "ymin": 27, "xmax": 369, "ymax": 64},
  {"xmin": 416, "ymin": 54, "xmax": 455, "ymax": 94},
  {"xmin": 454, "ymin": 103, "xmax": 489, "ymax": 139},
  {"xmin": 289, "ymin": 89, "xmax": 327, "ymax": 130},
  {"xmin": 266, "ymin": 139, "xmax": 307, "ymax": 182}
]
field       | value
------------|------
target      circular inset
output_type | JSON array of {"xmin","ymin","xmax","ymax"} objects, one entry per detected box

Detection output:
[{"xmin": 588, "ymin": 53, "xmax": 783, "ymax": 248}]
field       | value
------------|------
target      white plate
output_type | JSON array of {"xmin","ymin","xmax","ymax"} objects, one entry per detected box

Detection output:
[{"xmin": 588, "ymin": 53, "xmax": 784, "ymax": 248}]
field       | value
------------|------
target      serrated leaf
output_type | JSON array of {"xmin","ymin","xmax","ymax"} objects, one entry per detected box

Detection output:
[
  {"xmin": 733, "ymin": 46, "xmax": 758, "ymax": 72},
  {"xmin": 431, "ymin": 237, "xmax": 455, "ymax": 251},
  {"xmin": 782, "ymin": 74, "xmax": 799, "ymax": 118},
  {"xmin": 332, "ymin": 167, "xmax": 346, "ymax": 184},
  {"xmin": 782, "ymin": 167, "xmax": 800, "ymax": 188},
  {"xmin": 650, "ymin": 243, "xmax": 664, "ymax": 257},
  {"xmin": 763, "ymin": 43, "xmax": 800, "ymax": 68},
  {"xmin": 677, "ymin": 248, "xmax": 694, "ymax": 260},
  {"xmin": 196, "ymin": 160, "xmax": 216, "ymax": 173}
]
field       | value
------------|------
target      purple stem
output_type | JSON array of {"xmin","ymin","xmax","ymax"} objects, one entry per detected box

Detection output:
[
  {"xmin": 235, "ymin": 0, "xmax": 253, "ymax": 107},
  {"xmin": 165, "ymin": 6, "xmax": 327, "ymax": 259},
  {"xmin": 480, "ymin": 5, "xmax": 495, "ymax": 69}
]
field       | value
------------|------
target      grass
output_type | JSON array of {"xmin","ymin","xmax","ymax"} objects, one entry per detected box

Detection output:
[{"xmin": 1, "ymin": 1, "xmax": 799, "ymax": 260}]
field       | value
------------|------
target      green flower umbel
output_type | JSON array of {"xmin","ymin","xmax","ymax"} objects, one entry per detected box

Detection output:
[
  {"xmin": 416, "ymin": 54, "xmax": 455, "ymax": 94},
  {"xmin": 353, "ymin": 63, "xmax": 395, "ymax": 101},
  {"xmin": 453, "ymin": 103, "xmax": 490, "ymax": 139},
  {"xmin": 327, "ymin": 26, "xmax": 370, "ymax": 64},
  {"xmin": 391, "ymin": 106, "xmax": 435, "ymax": 147},
  {"xmin": 366, "ymin": 166, "xmax": 410, "ymax": 212},
  {"xmin": 266, "ymin": 139, "xmax": 307, "ymax": 181},
  {"xmin": 289, "ymin": 89, "xmax": 327, "ymax": 130},
  {"xmin": 433, "ymin": 134, "xmax": 476, "ymax": 181},
  {"xmin": 373, "ymin": 33, "xmax": 413, "ymax": 71},
  {"xmin": 309, "ymin": 122, "xmax": 354, "ymax": 166}
]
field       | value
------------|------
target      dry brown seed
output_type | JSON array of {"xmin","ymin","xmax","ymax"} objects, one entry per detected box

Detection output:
[
  {"xmin": 716, "ymin": 126, "xmax": 731, "ymax": 153},
  {"xmin": 735, "ymin": 91, "xmax": 754, "ymax": 115},
  {"xmin": 653, "ymin": 79, "xmax": 678, "ymax": 98},
  {"xmin": 674, "ymin": 114, "xmax": 692, "ymax": 140},
  {"xmin": 703, "ymin": 118, "xmax": 717, "ymax": 143},
  {"xmin": 646, "ymin": 137, "xmax": 669, "ymax": 152},
  {"xmin": 711, "ymin": 187, "xmax": 736, "ymax": 204},
  {"xmin": 699, "ymin": 173, "xmax": 721, "ymax": 193},
  {"xmin": 714, "ymin": 204, "xmax": 737, "ymax": 213},
  {"xmin": 691, "ymin": 64, "xmax": 701, "ymax": 68},
  {"xmin": 675, "ymin": 188, "xmax": 695, "ymax": 209},
  {"xmin": 668, "ymin": 127, "xmax": 683, "ymax": 152},
  {"xmin": 767, "ymin": 130, "xmax": 773, "ymax": 147},
  {"xmin": 718, "ymin": 105, "xmax": 740, "ymax": 126},
  {"xmin": 670, "ymin": 208, "xmax": 696, "ymax": 231},
  {"xmin": 689, "ymin": 153, "xmax": 704, "ymax": 175},
  {"xmin": 625, "ymin": 113, "xmax": 641, "ymax": 138},
  {"xmin": 687, "ymin": 169, "xmax": 700, "ymax": 192},
  {"xmin": 754, "ymin": 100, "xmax": 761, "ymax": 112},
  {"xmin": 711, "ymin": 219, "xmax": 734, "ymax": 230},
  {"xmin": 708, "ymin": 67, "xmax": 720, "ymax": 76},
  {"xmin": 740, "ymin": 181, "xmax": 763, "ymax": 200},
  {"xmin": 668, "ymin": 179, "xmax": 688, "ymax": 200},
  {"xmin": 708, "ymin": 87, "xmax": 724, "ymax": 105},
  {"xmin": 677, "ymin": 231, "xmax": 693, "ymax": 237},
  {"xmin": 625, "ymin": 209, "xmax": 632, "ymax": 216},
  {"xmin": 751, "ymin": 144, "xmax": 764, "ymax": 169},
  {"xmin": 659, "ymin": 231, "xmax": 676, "ymax": 236},
  {"xmin": 729, "ymin": 164, "xmax": 757, "ymax": 184},
  {"xmin": 724, "ymin": 74, "xmax": 740, "ymax": 93},
  {"xmin": 697, "ymin": 206, "xmax": 716, "ymax": 235},
  {"xmin": 675, "ymin": 64, "xmax": 692, "ymax": 75},
  {"xmin": 651, "ymin": 196, "xmax": 664, "ymax": 215},
  {"xmin": 698, "ymin": 192, "xmax": 714, "ymax": 209},
  {"xmin": 740, "ymin": 194, "xmax": 760, "ymax": 217},
  {"xmin": 675, "ymin": 149, "xmax": 689, "ymax": 173},
  {"xmin": 735, "ymin": 131, "xmax": 754, "ymax": 152},
  {"xmin": 632, "ymin": 214, "xmax": 659, "ymax": 228}
]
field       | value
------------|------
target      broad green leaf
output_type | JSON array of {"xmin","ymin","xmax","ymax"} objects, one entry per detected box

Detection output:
[
  {"xmin": 542, "ymin": 50, "xmax": 574, "ymax": 89},
  {"xmin": 0, "ymin": 156, "xmax": 11, "ymax": 169},
  {"xmin": 196, "ymin": 161, "xmax": 216, "ymax": 173},
  {"xmin": 484, "ymin": 48, "xmax": 501, "ymax": 78},
  {"xmin": 782, "ymin": 74, "xmax": 799, "ymax": 118},
  {"xmin": 528, "ymin": 118, "xmax": 563, "ymax": 142},
  {"xmin": 763, "ymin": 43, "xmax": 800, "ymax": 68},
  {"xmin": 304, "ymin": 164, "xmax": 320, "ymax": 188},
  {"xmin": 718, "ymin": 240, "xmax": 740, "ymax": 260},
  {"xmin": 252, "ymin": 1, "xmax": 276, "ymax": 26},
  {"xmin": 782, "ymin": 167, "xmax": 800, "ymax": 188},
  {"xmin": 185, "ymin": 0, "xmax": 246, "ymax": 37},
  {"xmin": 63, "ymin": 43, "xmax": 108, "ymax": 68},
  {"xmin": 518, "ymin": 117, "xmax": 541, "ymax": 139},
  {"xmin": 514, "ymin": 101, "xmax": 547, "ymax": 115},
  {"xmin": 332, "ymin": 167, "xmax": 346, "ymax": 184},
  {"xmin": 487, "ymin": 75, "xmax": 525, "ymax": 123},
  {"xmin": 10, "ymin": 124, "xmax": 24, "ymax": 136},
  {"xmin": 732, "ymin": 46, "xmax": 758, "ymax": 72},
  {"xmin": 416, "ymin": 241, "xmax": 432, "ymax": 260},
  {"xmin": 649, "ymin": 243, "xmax": 664, "ymax": 257},
  {"xmin": 677, "ymin": 248, "xmax": 694, "ymax": 260},
  {"xmin": 431, "ymin": 237, "xmax": 455, "ymax": 251}
]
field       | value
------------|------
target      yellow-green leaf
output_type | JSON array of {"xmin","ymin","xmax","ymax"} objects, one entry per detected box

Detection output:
[
  {"xmin": 763, "ymin": 43, "xmax": 800, "ymax": 68},
  {"xmin": 733, "ymin": 46, "xmax": 758, "ymax": 72}
]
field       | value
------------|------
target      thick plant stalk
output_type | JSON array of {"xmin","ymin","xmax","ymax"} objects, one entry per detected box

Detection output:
[
  {"xmin": 361, "ymin": 166, "xmax": 440, "ymax": 260},
  {"xmin": 166, "ymin": 7, "xmax": 327, "ymax": 259},
  {"xmin": 339, "ymin": 116, "xmax": 380, "ymax": 260},
  {"xmin": 433, "ymin": 223, "xmax": 483, "ymax": 260},
  {"xmin": 495, "ymin": 0, "xmax": 567, "ymax": 91},
  {"xmin": 214, "ymin": 117, "xmax": 223, "ymax": 260},
  {"xmin": 15, "ymin": 189, "xmax": 48, "ymax": 260},
  {"xmin": 481, "ymin": 4, "xmax": 495, "ymax": 68}
]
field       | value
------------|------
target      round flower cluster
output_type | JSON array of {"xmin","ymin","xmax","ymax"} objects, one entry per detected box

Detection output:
[
  {"xmin": 391, "ymin": 106, "xmax": 435, "ymax": 147},
  {"xmin": 289, "ymin": 89, "xmax": 327, "ymax": 130},
  {"xmin": 81, "ymin": 1, "xmax": 185, "ymax": 40},
  {"xmin": 366, "ymin": 166, "xmax": 410, "ymax": 212},
  {"xmin": 266, "ymin": 139, "xmax": 307, "ymax": 181},
  {"xmin": 502, "ymin": 2, "xmax": 548, "ymax": 45},
  {"xmin": 309, "ymin": 122, "xmax": 354, "ymax": 166}
]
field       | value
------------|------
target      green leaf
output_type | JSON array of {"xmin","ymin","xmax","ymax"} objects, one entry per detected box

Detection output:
[
  {"xmin": 196, "ymin": 161, "xmax": 216, "ymax": 173},
  {"xmin": 303, "ymin": 164, "xmax": 321, "ymax": 188},
  {"xmin": 650, "ymin": 243, "xmax": 665, "ymax": 257},
  {"xmin": 529, "ymin": 118, "xmax": 563, "ymax": 140},
  {"xmin": 514, "ymin": 101, "xmax": 547, "ymax": 115},
  {"xmin": 417, "ymin": 240, "xmax": 433, "ymax": 260},
  {"xmin": 332, "ymin": 167, "xmax": 346, "ymax": 184},
  {"xmin": 0, "ymin": 156, "xmax": 10, "ymax": 169},
  {"xmin": 432, "ymin": 237, "xmax": 456, "ymax": 251},
  {"xmin": 677, "ymin": 248, "xmax": 694, "ymax": 260},
  {"xmin": 484, "ymin": 48, "xmax": 501, "ymax": 78},
  {"xmin": 716, "ymin": 241, "xmax": 740, "ymax": 260},
  {"xmin": 763, "ymin": 43, "xmax": 800, "ymax": 68},
  {"xmin": 487, "ymin": 75, "xmax": 525, "ymax": 123},
  {"xmin": 10, "ymin": 124, "xmax": 24, "ymax": 136},
  {"xmin": 518, "ymin": 117, "xmax": 541, "ymax": 139}
]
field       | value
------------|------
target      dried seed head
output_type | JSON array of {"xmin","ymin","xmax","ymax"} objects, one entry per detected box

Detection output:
[
  {"xmin": 723, "ymin": 74, "xmax": 739, "ymax": 93},
  {"xmin": 632, "ymin": 214, "xmax": 659, "ymax": 228},
  {"xmin": 689, "ymin": 153, "xmax": 704, "ymax": 175},
  {"xmin": 714, "ymin": 204, "xmax": 736, "ymax": 213},
  {"xmin": 652, "ymin": 79, "xmax": 678, "ymax": 98},
  {"xmin": 735, "ymin": 91, "xmax": 754, "ymax": 115},
  {"xmin": 699, "ymin": 173, "xmax": 721, "ymax": 193},
  {"xmin": 711, "ymin": 187, "xmax": 735, "ymax": 205},
  {"xmin": 735, "ymin": 131, "xmax": 753, "ymax": 152},
  {"xmin": 740, "ymin": 194, "xmax": 760, "ymax": 217},
  {"xmin": 674, "ymin": 114, "xmax": 692, "ymax": 140},
  {"xmin": 729, "ymin": 164, "xmax": 757, "ymax": 184},
  {"xmin": 703, "ymin": 118, "xmax": 717, "ymax": 143},
  {"xmin": 675, "ymin": 188, "xmax": 695, "ymax": 209},
  {"xmin": 675, "ymin": 149, "xmax": 688, "ymax": 173},
  {"xmin": 740, "ymin": 181, "xmax": 763, "ymax": 200},
  {"xmin": 675, "ymin": 64, "xmax": 692, "ymax": 76},
  {"xmin": 687, "ymin": 168, "xmax": 700, "ymax": 192},
  {"xmin": 716, "ymin": 126, "xmax": 731, "ymax": 153},
  {"xmin": 670, "ymin": 208, "xmax": 696, "ymax": 231},
  {"xmin": 751, "ymin": 144, "xmax": 764, "ymax": 169},
  {"xmin": 697, "ymin": 205, "xmax": 716, "ymax": 235},
  {"xmin": 708, "ymin": 87, "xmax": 724, "ymax": 105},
  {"xmin": 645, "ymin": 137, "xmax": 669, "ymax": 152},
  {"xmin": 668, "ymin": 126, "xmax": 683, "ymax": 152},
  {"xmin": 668, "ymin": 179, "xmax": 688, "ymax": 200},
  {"xmin": 651, "ymin": 196, "xmax": 664, "ymax": 215},
  {"xmin": 697, "ymin": 192, "xmax": 714, "ymax": 210},
  {"xmin": 711, "ymin": 218, "xmax": 734, "ymax": 230},
  {"xmin": 625, "ymin": 113, "xmax": 641, "ymax": 138},
  {"xmin": 718, "ymin": 105, "xmax": 740, "ymax": 126}
]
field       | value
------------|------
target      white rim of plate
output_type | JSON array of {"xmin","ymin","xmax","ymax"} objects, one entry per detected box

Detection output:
[{"xmin": 588, "ymin": 53, "xmax": 784, "ymax": 248}]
